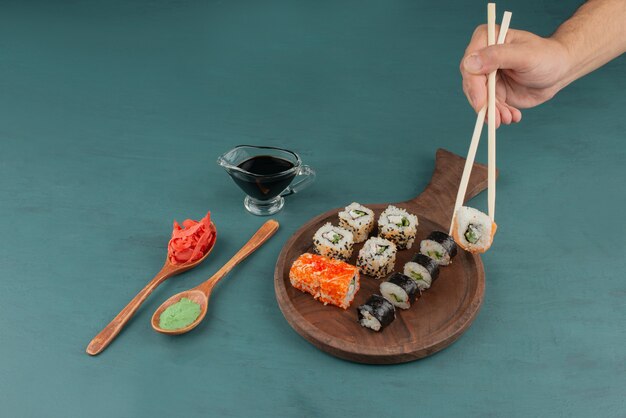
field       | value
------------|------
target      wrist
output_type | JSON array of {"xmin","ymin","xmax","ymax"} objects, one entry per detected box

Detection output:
[{"xmin": 546, "ymin": 35, "xmax": 576, "ymax": 92}]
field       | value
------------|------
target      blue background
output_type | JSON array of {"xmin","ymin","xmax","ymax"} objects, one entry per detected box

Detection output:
[{"xmin": 0, "ymin": 0, "xmax": 624, "ymax": 417}]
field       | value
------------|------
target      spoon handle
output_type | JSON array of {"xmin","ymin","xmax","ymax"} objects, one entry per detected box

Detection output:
[
  {"xmin": 199, "ymin": 220, "xmax": 279, "ymax": 294},
  {"xmin": 86, "ymin": 268, "xmax": 173, "ymax": 355}
]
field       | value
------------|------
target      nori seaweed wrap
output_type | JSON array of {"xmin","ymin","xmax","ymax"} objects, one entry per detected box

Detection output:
[{"xmin": 357, "ymin": 294, "xmax": 395, "ymax": 332}]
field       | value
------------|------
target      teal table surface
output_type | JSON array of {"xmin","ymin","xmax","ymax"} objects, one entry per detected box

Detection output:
[{"xmin": 1, "ymin": 1, "xmax": 624, "ymax": 417}]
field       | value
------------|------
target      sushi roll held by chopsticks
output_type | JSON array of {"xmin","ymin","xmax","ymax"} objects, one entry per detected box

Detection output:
[{"xmin": 451, "ymin": 206, "xmax": 497, "ymax": 253}]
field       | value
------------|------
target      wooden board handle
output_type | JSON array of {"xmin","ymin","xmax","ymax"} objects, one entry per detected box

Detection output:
[{"xmin": 406, "ymin": 148, "xmax": 497, "ymax": 228}]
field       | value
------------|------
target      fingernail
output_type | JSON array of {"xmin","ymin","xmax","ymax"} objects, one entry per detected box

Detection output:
[{"xmin": 464, "ymin": 54, "xmax": 482, "ymax": 73}]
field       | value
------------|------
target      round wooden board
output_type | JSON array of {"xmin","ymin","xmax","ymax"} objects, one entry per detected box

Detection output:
[{"xmin": 274, "ymin": 149, "xmax": 492, "ymax": 364}]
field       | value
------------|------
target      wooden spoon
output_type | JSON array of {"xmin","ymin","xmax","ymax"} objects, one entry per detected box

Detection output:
[
  {"xmin": 86, "ymin": 222, "xmax": 217, "ymax": 356},
  {"xmin": 151, "ymin": 219, "xmax": 279, "ymax": 335}
]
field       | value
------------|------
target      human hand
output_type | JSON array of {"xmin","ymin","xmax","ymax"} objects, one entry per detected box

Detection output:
[{"xmin": 460, "ymin": 25, "xmax": 570, "ymax": 127}]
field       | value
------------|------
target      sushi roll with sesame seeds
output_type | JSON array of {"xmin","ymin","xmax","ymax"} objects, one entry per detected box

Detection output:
[
  {"xmin": 358, "ymin": 294, "xmax": 396, "ymax": 332},
  {"xmin": 403, "ymin": 253, "xmax": 440, "ymax": 291},
  {"xmin": 377, "ymin": 205, "xmax": 419, "ymax": 249},
  {"xmin": 338, "ymin": 202, "xmax": 375, "ymax": 243},
  {"xmin": 380, "ymin": 272, "xmax": 420, "ymax": 309},
  {"xmin": 419, "ymin": 231, "xmax": 458, "ymax": 266},
  {"xmin": 356, "ymin": 237, "xmax": 397, "ymax": 279},
  {"xmin": 312, "ymin": 223, "xmax": 354, "ymax": 260}
]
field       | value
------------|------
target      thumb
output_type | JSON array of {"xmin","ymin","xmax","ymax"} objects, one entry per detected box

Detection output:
[{"xmin": 463, "ymin": 44, "xmax": 529, "ymax": 75}]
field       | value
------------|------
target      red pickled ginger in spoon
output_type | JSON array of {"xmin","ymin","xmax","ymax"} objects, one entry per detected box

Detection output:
[{"xmin": 168, "ymin": 211, "xmax": 214, "ymax": 264}]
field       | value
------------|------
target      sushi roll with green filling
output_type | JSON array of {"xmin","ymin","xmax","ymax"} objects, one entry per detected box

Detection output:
[
  {"xmin": 419, "ymin": 231, "xmax": 457, "ymax": 266},
  {"xmin": 451, "ymin": 206, "xmax": 498, "ymax": 254},
  {"xmin": 358, "ymin": 294, "xmax": 396, "ymax": 332},
  {"xmin": 403, "ymin": 253, "xmax": 440, "ymax": 291},
  {"xmin": 313, "ymin": 223, "xmax": 354, "ymax": 260},
  {"xmin": 338, "ymin": 202, "xmax": 375, "ymax": 243},
  {"xmin": 380, "ymin": 272, "xmax": 420, "ymax": 309},
  {"xmin": 356, "ymin": 236, "xmax": 397, "ymax": 279},
  {"xmin": 377, "ymin": 205, "xmax": 419, "ymax": 250}
]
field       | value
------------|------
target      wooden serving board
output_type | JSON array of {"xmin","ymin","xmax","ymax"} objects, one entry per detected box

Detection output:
[{"xmin": 274, "ymin": 149, "xmax": 492, "ymax": 364}]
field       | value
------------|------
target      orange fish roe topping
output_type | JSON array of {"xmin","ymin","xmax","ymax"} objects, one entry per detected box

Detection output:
[{"xmin": 289, "ymin": 253, "xmax": 360, "ymax": 309}]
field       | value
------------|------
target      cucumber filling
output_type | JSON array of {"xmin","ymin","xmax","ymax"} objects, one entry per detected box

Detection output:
[
  {"xmin": 376, "ymin": 245, "xmax": 389, "ymax": 255},
  {"xmin": 391, "ymin": 293, "xmax": 403, "ymax": 303},
  {"xmin": 323, "ymin": 231, "xmax": 343, "ymax": 244},
  {"xmin": 464, "ymin": 224, "xmax": 480, "ymax": 244},
  {"xmin": 349, "ymin": 209, "xmax": 367, "ymax": 219},
  {"xmin": 427, "ymin": 250, "xmax": 443, "ymax": 260},
  {"xmin": 387, "ymin": 215, "xmax": 410, "ymax": 227},
  {"xmin": 409, "ymin": 271, "xmax": 424, "ymax": 281}
]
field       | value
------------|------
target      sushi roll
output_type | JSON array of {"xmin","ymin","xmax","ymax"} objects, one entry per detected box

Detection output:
[
  {"xmin": 451, "ymin": 206, "xmax": 498, "ymax": 254},
  {"xmin": 357, "ymin": 294, "xmax": 396, "ymax": 332},
  {"xmin": 403, "ymin": 253, "xmax": 440, "ymax": 291},
  {"xmin": 338, "ymin": 202, "xmax": 375, "ymax": 243},
  {"xmin": 312, "ymin": 223, "xmax": 354, "ymax": 260},
  {"xmin": 289, "ymin": 253, "xmax": 360, "ymax": 309},
  {"xmin": 289, "ymin": 253, "xmax": 322, "ymax": 297},
  {"xmin": 420, "ymin": 231, "xmax": 458, "ymax": 266},
  {"xmin": 377, "ymin": 205, "xmax": 419, "ymax": 250},
  {"xmin": 380, "ymin": 272, "xmax": 420, "ymax": 309},
  {"xmin": 356, "ymin": 237, "xmax": 397, "ymax": 279}
]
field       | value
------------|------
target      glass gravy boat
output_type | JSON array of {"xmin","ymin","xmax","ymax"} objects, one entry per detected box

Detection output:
[{"xmin": 217, "ymin": 145, "xmax": 316, "ymax": 215}]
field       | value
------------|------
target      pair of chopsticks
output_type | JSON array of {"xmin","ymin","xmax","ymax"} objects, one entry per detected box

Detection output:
[{"xmin": 449, "ymin": 4, "xmax": 511, "ymax": 235}]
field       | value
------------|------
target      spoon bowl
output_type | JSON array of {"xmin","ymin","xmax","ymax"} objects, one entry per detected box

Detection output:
[
  {"xmin": 151, "ymin": 289, "xmax": 209, "ymax": 335},
  {"xmin": 86, "ymin": 222, "xmax": 217, "ymax": 355},
  {"xmin": 152, "ymin": 219, "xmax": 279, "ymax": 335}
]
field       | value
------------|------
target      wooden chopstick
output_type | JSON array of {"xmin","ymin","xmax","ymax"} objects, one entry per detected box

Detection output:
[
  {"xmin": 487, "ymin": 3, "xmax": 497, "ymax": 221},
  {"xmin": 449, "ymin": 9, "xmax": 512, "ymax": 234}
]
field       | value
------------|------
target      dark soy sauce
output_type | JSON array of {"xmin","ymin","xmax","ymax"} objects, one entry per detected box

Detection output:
[{"xmin": 235, "ymin": 155, "xmax": 296, "ymax": 200}]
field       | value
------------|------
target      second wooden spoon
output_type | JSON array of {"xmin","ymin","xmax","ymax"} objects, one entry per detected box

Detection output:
[{"xmin": 151, "ymin": 219, "xmax": 279, "ymax": 335}]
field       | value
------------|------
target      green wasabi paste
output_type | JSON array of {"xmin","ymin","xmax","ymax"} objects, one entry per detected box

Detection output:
[{"xmin": 159, "ymin": 297, "xmax": 202, "ymax": 330}]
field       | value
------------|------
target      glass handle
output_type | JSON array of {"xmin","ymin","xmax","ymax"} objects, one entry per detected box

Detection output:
[{"xmin": 281, "ymin": 165, "xmax": 316, "ymax": 197}]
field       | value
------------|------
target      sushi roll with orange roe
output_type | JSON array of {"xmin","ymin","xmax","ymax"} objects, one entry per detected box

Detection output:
[
  {"xmin": 289, "ymin": 253, "xmax": 360, "ymax": 309},
  {"xmin": 451, "ymin": 206, "xmax": 497, "ymax": 254}
]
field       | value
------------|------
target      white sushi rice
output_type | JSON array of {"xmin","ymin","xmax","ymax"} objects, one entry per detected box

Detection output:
[
  {"xmin": 380, "ymin": 282, "xmax": 410, "ymax": 309},
  {"xmin": 403, "ymin": 262, "xmax": 433, "ymax": 291},
  {"xmin": 343, "ymin": 275, "xmax": 358, "ymax": 307},
  {"xmin": 356, "ymin": 237, "xmax": 397, "ymax": 279},
  {"xmin": 313, "ymin": 223, "xmax": 354, "ymax": 260},
  {"xmin": 454, "ymin": 206, "xmax": 494, "ymax": 252},
  {"xmin": 338, "ymin": 202, "xmax": 374, "ymax": 243},
  {"xmin": 358, "ymin": 309, "xmax": 381, "ymax": 331},
  {"xmin": 420, "ymin": 240, "xmax": 452, "ymax": 266},
  {"xmin": 377, "ymin": 205, "xmax": 419, "ymax": 249}
]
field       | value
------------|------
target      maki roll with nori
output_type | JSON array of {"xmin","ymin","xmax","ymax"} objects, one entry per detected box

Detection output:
[
  {"xmin": 338, "ymin": 202, "xmax": 375, "ymax": 243},
  {"xmin": 380, "ymin": 272, "xmax": 420, "ymax": 309},
  {"xmin": 451, "ymin": 206, "xmax": 498, "ymax": 254},
  {"xmin": 419, "ymin": 231, "xmax": 457, "ymax": 266},
  {"xmin": 377, "ymin": 205, "xmax": 419, "ymax": 250},
  {"xmin": 356, "ymin": 237, "xmax": 397, "ymax": 279},
  {"xmin": 358, "ymin": 294, "xmax": 396, "ymax": 332},
  {"xmin": 313, "ymin": 222, "xmax": 354, "ymax": 260},
  {"xmin": 403, "ymin": 253, "xmax": 440, "ymax": 291}
]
